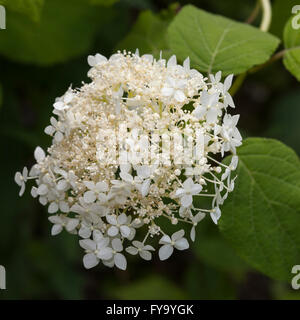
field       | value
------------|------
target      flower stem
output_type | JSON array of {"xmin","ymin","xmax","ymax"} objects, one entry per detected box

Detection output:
[
  {"xmin": 259, "ymin": 0, "xmax": 272, "ymax": 32},
  {"xmin": 230, "ymin": 0, "xmax": 272, "ymax": 96},
  {"xmin": 248, "ymin": 49, "xmax": 286, "ymax": 73},
  {"xmin": 245, "ymin": 0, "xmax": 260, "ymax": 24}
]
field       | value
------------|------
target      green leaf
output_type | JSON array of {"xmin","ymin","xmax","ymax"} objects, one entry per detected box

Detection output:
[
  {"xmin": 283, "ymin": 16, "xmax": 300, "ymax": 81},
  {"xmin": 167, "ymin": 5, "xmax": 280, "ymax": 75},
  {"xmin": 219, "ymin": 138, "xmax": 300, "ymax": 281},
  {"xmin": 270, "ymin": 0, "xmax": 299, "ymax": 38},
  {"xmin": 116, "ymin": 10, "xmax": 171, "ymax": 58},
  {"xmin": 88, "ymin": 0, "xmax": 118, "ymax": 5},
  {"xmin": 0, "ymin": 0, "xmax": 115, "ymax": 65},
  {"xmin": 0, "ymin": 0, "xmax": 44, "ymax": 22},
  {"xmin": 106, "ymin": 275, "xmax": 188, "ymax": 300}
]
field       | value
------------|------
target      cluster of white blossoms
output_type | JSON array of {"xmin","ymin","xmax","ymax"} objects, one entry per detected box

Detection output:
[{"xmin": 15, "ymin": 50, "xmax": 242, "ymax": 270}]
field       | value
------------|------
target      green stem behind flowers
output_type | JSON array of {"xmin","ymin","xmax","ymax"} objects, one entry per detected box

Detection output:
[{"xmin": 230, "ymin": 0, "xmax": 273, "ymax": 96}]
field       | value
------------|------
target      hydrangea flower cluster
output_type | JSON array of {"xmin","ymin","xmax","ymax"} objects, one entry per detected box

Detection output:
[{"xmin": 15, "ymin": 50, "xmax": 242, "ymax": 270}]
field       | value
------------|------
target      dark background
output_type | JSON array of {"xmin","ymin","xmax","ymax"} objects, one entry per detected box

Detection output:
[{"xmin": 0, "ymin": 0, "xmax": 299, "ymax": 299}]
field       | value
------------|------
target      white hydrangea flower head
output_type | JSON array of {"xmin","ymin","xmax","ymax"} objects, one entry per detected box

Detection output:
[{"xmin": 15, "ymin": 50, "xmax": 242, "ymax": 270}]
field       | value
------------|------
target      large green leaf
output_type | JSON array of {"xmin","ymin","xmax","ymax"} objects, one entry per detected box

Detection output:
[
  {"xmin": 0, "ymin": 0, "xmax": 44, "ymax": 22},
  {"xmin": 116, "ymin": 10, "xmax": 171, "ymax": 58},
  {"xmin": 167, "ymin": 5, "xmax": 280, "ymax": 75},
  {"xmin": 219, "ymin": 138, "xmax": 300, "ymax": 281},
  {"xmin": 0, "ymin": 0, "xmax": 114, "ymax": 65},
  {"xmin": 88, "ymin": 0, "xmax": 118, "ymax": 5},
  {"xmin": 283, "ymin": 16, "xmax": 300, "ymax": 81}
]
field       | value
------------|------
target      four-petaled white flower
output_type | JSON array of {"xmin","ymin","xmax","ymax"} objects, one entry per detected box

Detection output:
[
  {"xmin": 78, "ymin": 219, "xmax": 104, "ymax": 239},
  {"xmin": 48, "ymin": 193, "xmax": 70, "ymax": 214},
  {"xmin": 126, "ymin": 241, "xmax": 155, "ymax": 260},
  {"xmin": 55, "ymin": 168, "xmax": 78, "ymax": 191},
  {"xmin": 71, "ymin": 198, "xmax": 106, "ymax": 222},
  {"xmin": 48, "ymin": 215, "xmax": 79, "ymax": 236},
  {"xmin": 108, "ymin": 179, "xmax": 132, "ymax": 205},
  {"xmin": 53, "ymin": 89, "xmax": 74, "ymax": 111},
  {"xmin": 190, "ymin": 212, "xmax": 206, "ymax": 241},
  {"xmin": 162, "ymin": 76, "xmax": 187, "ymax": 103},
  {"xmin": 221, "ymin": 155, "xmax": 238, "ymax": 181},
  {"xmin": 44, "ymin": 117, "xmax": 65, "ymax": 142},
  {"xmin": 79, "ymin": 233, "xmax": 113, "ymax": 269},
  {"xmin": 210, "ymin": 207, "xmax": 221, "ymax": 224},
  {"xmin": 83, "ymin": 181, "xmax": 108, "ymax": 203},
  {"xmin": 175, "ymin": 178, "xmax": 202, "ymax": 207},
  {"xmin": 102, "ymin": 238, "xmax": 127, "ymax": 270},
  {"xmin": 220, "ymin": 74, "xmax": 235, "ymax": 108},
  {"xmin": 134, "ymin": 164, "xmax": 157, "ymax": 197},
  {"xmin": 106, "ymin": 213, "xmax": 131, "ymax": 238},
  {"xmin": 193, "ymin": 91, "xmax": 221, "ymax": 124},
  {"xmin": 87, "ymin": 53, "xmax": 107, "ymax": 67},
  {"xmin": 159, "ymin": 230, "xmax": 189, "ymax": 261},
  {"xmin": 14, "ymin": 167, "xmax": 28, "ymax": 196},
  {"xmin": 220, "ymin": 114, "xmax": 242, "ymax": 154}
]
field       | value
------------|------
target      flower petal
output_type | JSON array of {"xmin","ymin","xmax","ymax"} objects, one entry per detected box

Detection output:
[
  {"xmin": 114, "ymin": 253, "xmax": 127, "ymax": 270},
  {"xmin": 51, "ymin": 224, "xmax": 63, "ymax": 236},
  {"xmin": 159, "ymin": 235, "xmax": 171, "ymax": 245},
  {"xmin": 34, "ymin": 146, "xmax": 45, "ymax": 162},
  {"xmin": 167, "ymin": 55, "xmax": 177, "ymax": 68},
  {"xmin": 83, "ymin": 253, "xmax": 99, "ymax": 269},
  {"xmin": 93, "ymin": 230, "xmax": 103, "ymax": 242},
  {"xmin": 181, "ymin": 194, "xmax": 193, "ymax": 207},
  {"xmin": 140, "ymin": 250, "xmax": 152, "ymax": 261},
  {"xmin": 159, "ymin": 244, "xmax": 174, "ymax": 261},
  {"xmin": 97, "ymin": 248, "xmax": 113, "ymax": 260},
  {"xmin": 19, "ymin": 183, "xmax": 25, "ymax": 197},
  {"xmin": 107, "ymin": 226, "xmax": 119, "ymax": 237},
  {"xmin": 66, "ymin": 218, "xmax": 79, "ymax": 232},
  {"xmin": 79, "ymin": 225, "xmax": 91, "ymax": 239},
  {"xmin": 210, "ymin": 207, "xmax": 221, "ymax": 224},
  {"xmin": 112, "ymin": 238, "xmax": 123, "ymax": 252},
  {"xmin": 126, "ymin": 246, "xmax": 138, "ymax": 255},
  {"xmin": 172, "ymin": 229, "xmax": 185, "ymax": 241},
  {"xmin": 174, "ymin": 90, "xmax": 186, "ymax": 102},
  {"xmin": 37, "ymin": 184, "xmax": 48, "ymax": 196},
  {"xmin": 79, "ymin": 239, "xmax": 96, "ymax": 251},
  {"xmin": 59, "ymin": 201, "xmax": 69, "ymax": 213},
  {"xmin": 140, "ymin": 179, "xmax": 151, "ymax": 197},
  {"xmin": 57, "ymin": 180, "xmax": 68, "ymax": 191},
  {"xmin": 106, "ymin": 214, "xmax": 117, "ymax": 225},
  {"xmin": 190, "ymin": 226, "xmax": 196, "ymax": 242},
  {"xmin": 48, "ymin": 202, "xmax": 59, "ymax": 214},
  {"xmin": 84, "ymin": 191, "xmax": 96, "ymax": 203},
  {"xmin": 132, "ymin": 241, "xmax": 143, "ymax": 249},
  {"xmin": 120, "ymin": 225, "xmax": 131, "ymax": 238},
  {"xmin": 174, "ymin": 238, "xmax": 189, "ymax": 250},
  {"xmin": 117, "ymin": 213, "xmax": 127, "ymax": 225},
  {"xmin": 143, "ymin": 245, "xmax": 155, "ymax": 251},
  {"xmin": 161, "ymin": 87, "xmax": 174, "ymax": 97},
  {"xmin": 14, "ymin": 172, "xmax": 22, "ymax": 186},
  {"xmin": 48, "ymin": 215, "xmax": 63, "ymax": 224}
]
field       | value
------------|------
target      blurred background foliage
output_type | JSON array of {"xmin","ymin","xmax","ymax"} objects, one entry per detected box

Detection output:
[{"xmin": 0, "ymin": 0, "xmax": 300, "ymax": 300}]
